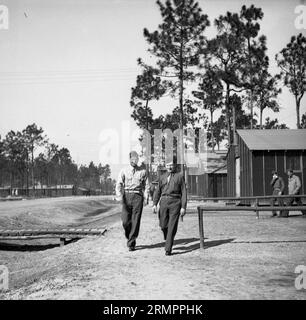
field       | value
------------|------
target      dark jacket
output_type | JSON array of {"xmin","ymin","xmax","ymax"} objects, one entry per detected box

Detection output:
[
  {"xmin": 270, "ymin": 176, "xmax": 285, "ymax": 193},
  {"xmin": 153, "ymin": 172, "xmax": 187, "ymax": 209}
]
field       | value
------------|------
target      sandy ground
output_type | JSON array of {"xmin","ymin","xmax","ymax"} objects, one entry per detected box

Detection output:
[{"xmin": 0, "ymin": 197, "xmax": 306, "ymax": 300}]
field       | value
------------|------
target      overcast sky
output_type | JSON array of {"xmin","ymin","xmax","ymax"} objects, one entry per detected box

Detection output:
[{"xmin": 0, "ymin": 0, "xmax": 305, "ymax": 178}]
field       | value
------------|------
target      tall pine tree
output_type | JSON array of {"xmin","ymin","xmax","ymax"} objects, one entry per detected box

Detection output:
[{"xmin": 143, "ymin": 0, "xmax": 210, "ymax": 168}]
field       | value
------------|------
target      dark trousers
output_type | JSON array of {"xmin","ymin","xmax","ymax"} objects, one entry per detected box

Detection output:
[
  {"xmin": 271, "ymin": 189, "xmax": 284, "ymax": 216},
  {"xmin": 283, "ymin": 194, "xmax": 306, "ymax": 217},
  {"xmin": 121, "ymin": 193, "xmax": 143, "ymax": 248},
  {"xmin": 159, "ymin": 196, "xmax": 181, "ymax": 252}
]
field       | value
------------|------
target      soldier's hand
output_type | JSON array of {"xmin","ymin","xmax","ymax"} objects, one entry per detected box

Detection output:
[
  {"xmin": 152, "ymin": 205, "xmax": 157, "ymax": 214},
  {"xmin": 180, "ymin": 208, "xmax": 186, "ymax": 217},
  {"xmin": 115, "ymin": 196, "xmax": 122, "ymax": 203},
  {"xmin": 143, "ymin": 197, "xmax": 148, "ymax": 206}
]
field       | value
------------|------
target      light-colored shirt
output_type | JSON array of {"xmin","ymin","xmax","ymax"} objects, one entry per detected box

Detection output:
[
  {"xmin": 115, "ymin": 165, "xmax": 150, "ymax": 201},
  {"xmin": 288, "ymin": 174, "xmax": 301, "ymax": 195}
]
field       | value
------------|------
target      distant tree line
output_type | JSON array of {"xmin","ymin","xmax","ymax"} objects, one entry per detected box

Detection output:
[
  {"xmin": 130, "ymin": 0, "xmax": 306, "ymax": 157},
  {"xmin": 0, "ymin": 123, "xmax": 115, "ymax": 195}
]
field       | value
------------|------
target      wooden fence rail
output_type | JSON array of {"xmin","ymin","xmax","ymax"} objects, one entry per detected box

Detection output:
[
  {"xmin": 197, "ymin": 196, "xmax": 306, "ymax": 251},
  {"xmin": 190, "ymin": 194, "xmax": 306, "ymax": 202}
]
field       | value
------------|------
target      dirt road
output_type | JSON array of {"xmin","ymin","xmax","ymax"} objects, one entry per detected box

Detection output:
[{"xmin": 1, "ymin": 198, "xmax": 306, "ymax": 299}]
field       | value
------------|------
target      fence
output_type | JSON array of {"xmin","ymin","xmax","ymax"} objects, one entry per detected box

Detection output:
[{"xmin": 196, "ymin": 195, "xmax": 306, "ymax": 251}]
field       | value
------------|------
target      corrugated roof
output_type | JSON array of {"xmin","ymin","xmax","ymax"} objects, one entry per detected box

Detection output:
[{"xmin": 237, "ymin": 129, "xmax": 306, "ymax": 150}]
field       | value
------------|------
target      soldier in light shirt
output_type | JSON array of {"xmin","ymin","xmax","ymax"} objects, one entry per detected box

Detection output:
[
  {"xmin": 282, "ymin": 169, "xmax": 306, "ymax": 217},
  {"xmin": 116, "ymin": 151, "xmax": 150, "ymax": 251}
]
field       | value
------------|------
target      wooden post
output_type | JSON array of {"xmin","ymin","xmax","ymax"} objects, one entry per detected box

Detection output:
[
  {"xmin": 198, "ymin": 207, "xmax": 205, "ymax": 250},
  {"xmin": 60, "ymin": 238, "xmax": 66, "ymax": 246},
  {"xmin": 255, "ymin": 198, "xmax": 259, "ymax": 219}
]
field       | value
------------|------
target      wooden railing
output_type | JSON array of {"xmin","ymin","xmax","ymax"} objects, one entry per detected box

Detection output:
[{"xmin": 197, "ymin": 194, "xmax": 306, "ymax": 251}]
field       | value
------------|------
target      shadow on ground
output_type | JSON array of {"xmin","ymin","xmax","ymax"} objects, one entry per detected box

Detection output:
[
  {"xmin": 84, "ymin": 206, "xmax": 114, "ymax": 217},
  {"xmin": 0, "ymin": 239, "xmax": 78, "ymax": 252},
  {"xmin": 137, "ymin": 237, "xmax": 235, "ymax": 255}
]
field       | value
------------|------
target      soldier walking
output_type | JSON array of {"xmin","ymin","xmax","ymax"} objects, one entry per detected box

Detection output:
[
  {"xmin": 152, "ymin": 160, "xmax": 187, "ymax": 256},
  {"xmin": 116, "ymin": 151, "xmax": 149, "ymax": 251}
]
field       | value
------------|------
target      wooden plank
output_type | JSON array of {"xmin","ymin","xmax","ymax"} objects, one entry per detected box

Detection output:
[
  {"xmin": 197, "ymin": 205, "xmax": 306, "ymax": 211},
  {"xmin": 0, "ymin": 229, "xmax": 107, "ymax": 238},
  {"xmin": 0, "ymin": 233, "xmax": 106, "ymax": 241},
  {"xmin": 0, "ymin": 229, "xmax": 106, "ymax": 236}
]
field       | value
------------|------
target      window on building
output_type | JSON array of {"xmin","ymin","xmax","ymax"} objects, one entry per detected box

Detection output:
[{"xmin": 285, "ymin": 151, "xmax": 301, "ymax": 171}]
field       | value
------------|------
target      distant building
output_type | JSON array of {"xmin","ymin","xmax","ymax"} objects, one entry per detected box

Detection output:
[
  {"xmin": 187, "ymin": 150, "xmax": 227, "ymax": 198},
  {"xmin": 227, "ymin": 129, "xmax": 306, "ymax": 198}
]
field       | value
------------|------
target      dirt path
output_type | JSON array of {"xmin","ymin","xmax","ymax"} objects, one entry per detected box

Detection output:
[{"xmin": 1, "ymin": 200, "xmax": 306, "ymax": 300}]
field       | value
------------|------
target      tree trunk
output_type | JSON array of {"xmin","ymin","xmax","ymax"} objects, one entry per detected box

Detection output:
[
  {"xmin": 232, "ymin": 101, "xmax": 237, "ymax": 145},
  {"xmin": 210, "ymin": 109, "xmax": 214, "ymax": 152},
  {"xmin": 179, "ymin": 19, "xmax": 185, "ymax": 178},
  {"xmin": 250, "ymin": 90, "xmax": 254, "ymax": 129},
  {"xmin": 26, "ymin": 152, "xmax": 29, "ymax": 196},
  {"xmin": 260, "ymin": 107, "xmax": 263, "ymax": 130},
  {"xmin": 31, "ymin": 147, "xmax": 35, "ymax": 197},
  {"xmin": 10, "ymin": 166, "xmax": 13, "ymax": 196},
  {"xmin": 145, "ymin": 99, "xmax": 151, "ymax": 185},
  {"xmin": 247, "ymin": 37, "xmax": 254, "ymax": 130},
  {"xmin": 225, "ymin": 83, "xmax": 231, "ymax": 146},
  {"xmin": 296, "ymin": 95, "xmax": 301, "ymax": 129}
]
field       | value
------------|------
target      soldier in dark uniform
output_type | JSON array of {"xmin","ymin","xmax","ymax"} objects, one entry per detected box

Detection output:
[
  {"xmin": 270, "ymin": 170, "xmax": 285, "ymax": 217},
  {"xmin": 152, "ymin": 160, "xmax": 187, "ymax": 256}
]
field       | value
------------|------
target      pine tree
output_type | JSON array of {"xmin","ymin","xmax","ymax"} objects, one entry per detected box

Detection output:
[
  {"xmin": 276, "ymin": 33, "xmax": 306, "ymax": 129},
  {"xmin": 143, "ymin": 0, "xmax": 210, "ymax": 168}
]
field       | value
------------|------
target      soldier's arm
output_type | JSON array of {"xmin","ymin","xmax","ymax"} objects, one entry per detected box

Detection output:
[
  {"xmin": 180, "ymin": 174, "xmax": 187, "ymax": 210},
  {"xmin": 115, "ymin": 169, "xmax": 125, "ymax": 201},
  {"xmin": 153, "ymin": 178, "xmax": 162, "ymax": 206},
  {"xmin": 143, "ymin": 172, "xmax": 150, "ymax": 203},
  {"xmin": 293, "ymin": 176, "xmax": 301, "ymax": 194},
  {"xmin": 143, "ymin": 171, "xmax": 150, "ymax": 201},
  {"xmin": 280, "ymin": 177, "xmax": 285, "ymax": 193}
]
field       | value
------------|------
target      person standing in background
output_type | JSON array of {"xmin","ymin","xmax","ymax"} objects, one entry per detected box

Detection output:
[
  {"xmin": 283, "ymin": 169, "xmax": 306, "ymax": 218},
  {"xmin": 270, "ymin": 171, "xmax": 285, "ymax": 217}
]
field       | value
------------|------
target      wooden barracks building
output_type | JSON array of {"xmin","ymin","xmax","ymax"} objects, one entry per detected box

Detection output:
[
  {"xmin": 187, "ymin": 150, "xmax": 227, "ymax": 198},
  {"xmin": 227, "ymin": 129, "xmax": 306, "ymax": 197}
]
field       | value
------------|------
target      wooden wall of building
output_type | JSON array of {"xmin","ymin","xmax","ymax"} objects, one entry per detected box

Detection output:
[
  {"xmin": 188, "ymin": 173, "xmax": 227, "ymax": 198},
  {"xmin": 208, "ymin": 174, "xmax": 227, "ymax": 198},
  {"xmin": 252, "ymin": 150, "xmax": 306, "ymax": 196},
  {"xmin": 238, "ymin": 135, "xmax": 252, "ymax": 197},
  {"xmin": 227, "ymin": 136, "xmax": 306, "ymax": 198}
]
